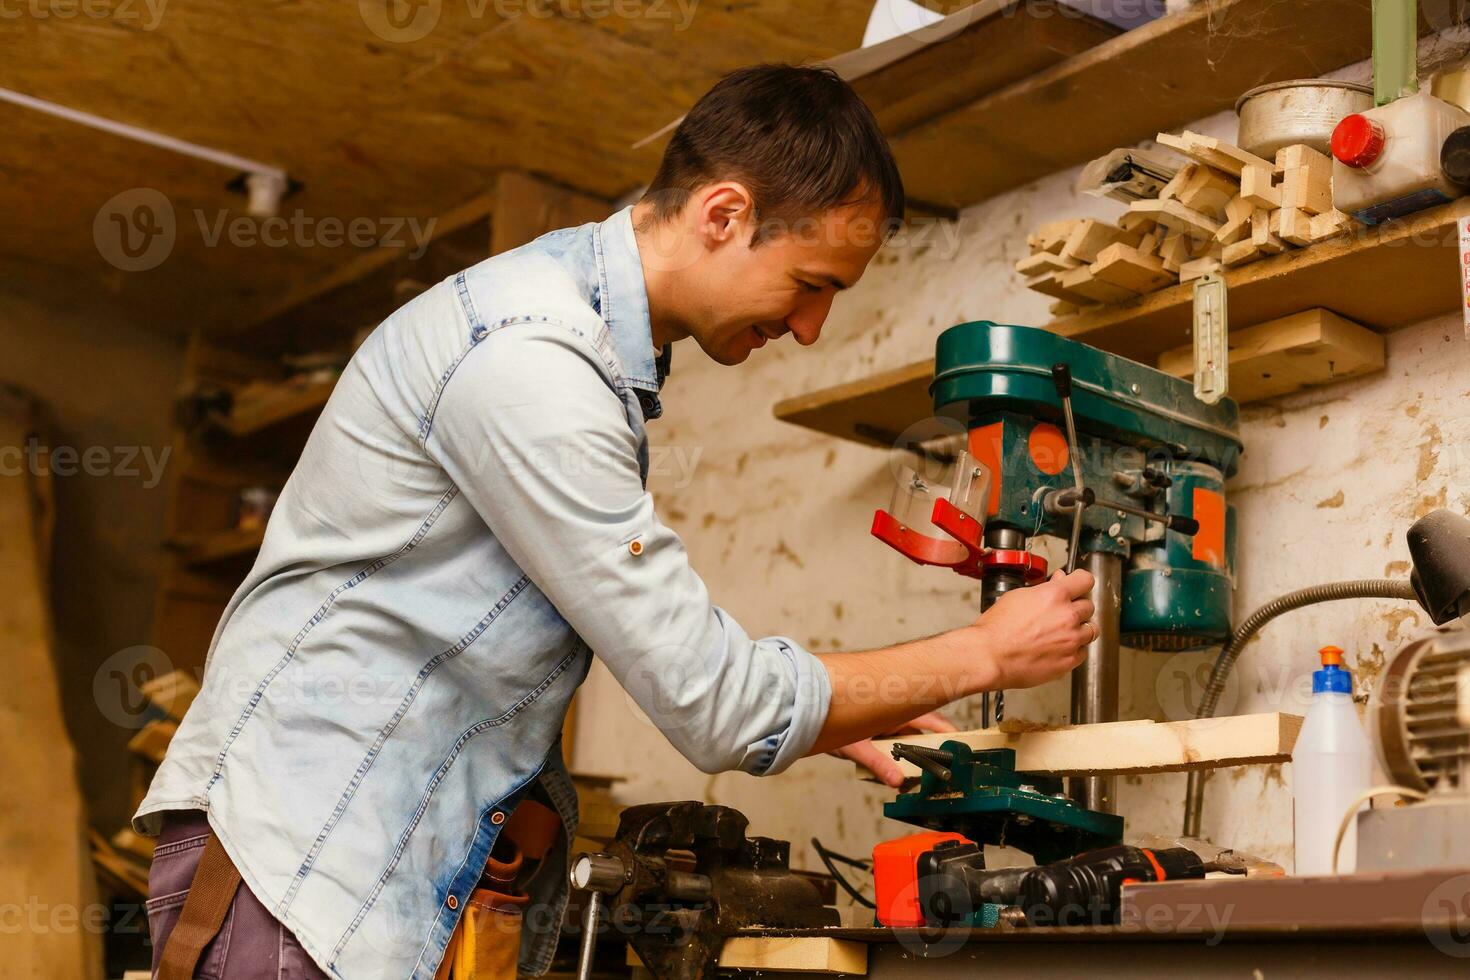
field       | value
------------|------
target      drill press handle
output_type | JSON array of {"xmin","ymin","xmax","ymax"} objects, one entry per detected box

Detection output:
[{"xmin": 1050, "ymin": 363, "xmax": 1086, "ymax": 573}]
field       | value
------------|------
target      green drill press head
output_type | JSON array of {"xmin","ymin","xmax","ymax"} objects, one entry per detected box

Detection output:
[{"xmin": 927, "ymin": 321, "xmax": 1243, "ymax": 650}]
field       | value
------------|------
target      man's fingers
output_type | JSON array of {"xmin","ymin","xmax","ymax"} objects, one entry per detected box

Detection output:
[
  {"xmin": 1072, "ymin": 598, "xmax": 1095, "ymax": 623},
  {"xmin": 1060, "ymin": 568, "xmax": 1096, "ymax": 598},
  {"xmin": 844, "ymin": 740, "xmax": 905, "ymax": 787}
]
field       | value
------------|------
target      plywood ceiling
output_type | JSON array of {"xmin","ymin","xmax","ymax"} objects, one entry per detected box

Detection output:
[{"xmin": 2, "ymin": 0, "xmax": 918, "ymax": 334}]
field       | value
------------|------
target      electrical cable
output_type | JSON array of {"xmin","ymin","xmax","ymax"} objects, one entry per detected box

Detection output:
[
  {"xmin": 1181, "ymin": 578, "xmax": 1419, "ymax": 837},
  {"xmin": 1330, "ymin": 785, "xmax": 1426, "ymax": 874},
  {"xmin": 810, "ymin": 837, "xmax": 876, "ymax": 909}
]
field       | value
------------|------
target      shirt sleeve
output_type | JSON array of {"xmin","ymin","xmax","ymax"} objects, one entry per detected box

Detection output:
[{"xmin": 425, "ymin": 319, "xmax": 832, "ymax": 776}]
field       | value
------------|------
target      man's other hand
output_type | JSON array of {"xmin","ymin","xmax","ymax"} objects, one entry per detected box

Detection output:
[{"xmin": 828, "ymin": 711, "xmax": 957, "ymax": 788}]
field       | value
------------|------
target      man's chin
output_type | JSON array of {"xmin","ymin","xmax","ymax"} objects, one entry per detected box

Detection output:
[{"xmin": 704, "ymin": 341, "xmax": 752, "ymax": 366}]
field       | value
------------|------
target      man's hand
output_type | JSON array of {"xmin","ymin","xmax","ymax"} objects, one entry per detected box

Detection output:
[
  {"xmin": 971, "ymin": 568, "xmax": 1096, "ymax": 690},
  {"xmin": 829, "ymin": 711, "xmax": 957, "ymax": 788}
]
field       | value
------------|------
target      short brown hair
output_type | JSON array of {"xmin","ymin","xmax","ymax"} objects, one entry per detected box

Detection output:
[{"xmin": 642, "ymin": 65, "xmax": 905, "ymax": 243}]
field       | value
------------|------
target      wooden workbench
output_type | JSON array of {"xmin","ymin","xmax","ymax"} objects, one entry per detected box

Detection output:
[{"xmin": 717, "ymin": 867, "xmax": 1470, "ymax": 977}]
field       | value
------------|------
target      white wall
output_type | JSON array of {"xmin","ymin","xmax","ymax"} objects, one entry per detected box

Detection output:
[{"xmin": 571, "ymin": 65, "xmax": 1470, "ymax": 888}]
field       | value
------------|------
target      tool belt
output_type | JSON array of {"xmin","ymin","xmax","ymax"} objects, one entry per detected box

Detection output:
[{"xmin": 156, "ymin": 801, "xmax": 560, "ymax": 980}]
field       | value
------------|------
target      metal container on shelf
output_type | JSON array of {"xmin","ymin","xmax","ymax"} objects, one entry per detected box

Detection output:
[{"xmin": 1234, "ymin": 79, "xmax": 1373, "ymax": 158}]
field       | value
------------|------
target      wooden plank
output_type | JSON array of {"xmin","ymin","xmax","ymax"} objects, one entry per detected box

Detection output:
[
  {"xmin": 1157, "ymin": 308, "xmax": 1385, "ymax": 402},
  {"xmin": 140, "ymin": 669, "xmax": 202, "ymax": 723},
  {"xmin": 222, "ymin": 378, "xmax": 335, "ymax": 437},
  {"xmin": 774, "ymin": 201, "xmax": 1466, "ymax": 450},
  {"xmin": 1052, "ymin": 196, "xmax": 1470, "ymax": 365},
  {"xmin": 844, "ymin": 0, "xmax": 1118, "ymax": 137},
  {"xmin": 629, "ymin": 937, "xmax": 868, "ymax": 975},
  {"xmin": 864, "ymin": 713, "xmax": 1302, "ymax": 781},
  {"xmin": 772, "ymin": 359, "xmax": 935, "ymax": 449},
  {"xmin": 490, "ymin": 171, "xmax": 609, "ymax": 257},
  {"xmin": 169, "ymin": 526, "xmax": 266, "ymax": 566},
  {"xmin": 888, "ymin": 0, "xmax": 1391, "ymax": 210},
  {"xmin": 245, "ymin": 190, "xmax": 497, "ymax": 332}
]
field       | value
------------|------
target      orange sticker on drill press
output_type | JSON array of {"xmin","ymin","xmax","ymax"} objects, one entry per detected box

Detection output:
[
  {"xmin": 1027, "ymin": 423, "xmax": 1070, "ymax": 475},
  {"xmin": 968, "ymin": 422, "xmax": 1004, "ymax": 517},
  {"xmin": 1191, "ymin": 488, "xmax": 1226, "ymax": 567}
]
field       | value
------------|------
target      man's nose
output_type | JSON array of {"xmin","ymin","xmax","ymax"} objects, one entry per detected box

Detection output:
[{"xmin": 785, "ymin": 293, "xmax": 834, "ymax": 346}]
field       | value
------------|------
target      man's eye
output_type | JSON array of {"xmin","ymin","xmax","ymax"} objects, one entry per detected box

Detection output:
[{"xmin": 797, "ymin": 280, "xmax": 821, "ymax": 293}]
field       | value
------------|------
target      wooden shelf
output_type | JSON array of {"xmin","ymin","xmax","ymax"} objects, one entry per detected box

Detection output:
[
  {"xmin": 223, "ymin": 378, "xmax": 336, "ymax": 437},
  {"xmin": 888, "ymin": 0, "xmax": 1431, "ymax": 211},
  {"xmin": 168, "ymin": 526, "xmax": 265, "ymax": 567},
  {"xmin": 842, "ymin": 0, "xmax": 1119, "ymax": 143},
  {"xmin": 774, "ymin": 198, "xmax": 1470, "ymax": 448}
]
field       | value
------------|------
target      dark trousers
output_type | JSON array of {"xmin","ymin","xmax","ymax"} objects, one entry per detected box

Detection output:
[{"xmin": 146, "ymin": 811, "xmax": 329, "ymax": 980}]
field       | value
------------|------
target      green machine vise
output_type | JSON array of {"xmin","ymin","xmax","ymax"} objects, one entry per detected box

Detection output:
[
  {"xmin": 878, "ymin": 739, "xmax": 1124, "ymax": 927},
  {"xmin": 872, "ymin": 322, "xmax": 1243, "ymax": 812},
  {"xmin": 885, "ymin": 740, "xmax": 1123, "ymax": 864}
]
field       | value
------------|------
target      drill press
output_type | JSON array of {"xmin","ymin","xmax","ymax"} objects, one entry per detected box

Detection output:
[{"xmin": 873, "ymin": 321, "xmax": 1242, "ymax": 813}]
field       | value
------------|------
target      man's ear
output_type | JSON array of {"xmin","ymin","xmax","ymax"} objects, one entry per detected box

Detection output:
[{"xmin": 693, "ymin": 182, "xmax": 755, "ymax": 247}]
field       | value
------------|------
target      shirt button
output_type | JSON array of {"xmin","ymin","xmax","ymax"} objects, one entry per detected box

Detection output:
[
  {"xmin": 628, "ymin": 539, "xmax": 643, "ymax": 556},
  {"xmin": 490, "ymin": 810, "xmax": 506, "ymax": 825},
  {"xmin": 446, "ymin": 894, "xmax": 459, "ymax": 910}
]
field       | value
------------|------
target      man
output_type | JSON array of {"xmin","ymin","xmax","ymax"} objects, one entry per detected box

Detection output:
[{"xmin": 138, "ymin": 65, "xmax": 1096, "ymax": 979}]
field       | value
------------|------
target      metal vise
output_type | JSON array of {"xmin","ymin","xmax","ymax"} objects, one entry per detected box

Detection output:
[{"xmin": 570, "ymin": 802, "xmax": 837, "ymax": 980}]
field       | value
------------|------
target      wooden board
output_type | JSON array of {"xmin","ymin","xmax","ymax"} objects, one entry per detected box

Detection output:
[
  {"xmin": 862, "ymin": 713, "xmax": 1302, "ymax": 781},
  {"xmin": 775, "ymin": 198, "xmax": 1469, "ymax": 447},
  {"xmin": 833, "ymin": 1, "xmax": 1118, "ymax": 140},
  {"xmin": 888, "ymin": 0, "xmax": 1461, "ymax": 210},
  {"xmin": 1157, "ymin": 308, "xmax": 1386, "ymax": 402},
  {"xmin": 169, "ymin": 525, "xmax": 267, "ymax": 566},
  {"xmin": 489, "ymin": 171, "xmax": 610, "ymax": 257},
  {"xmin": 1052, "ymin": 196, "xmax": 1470, "ymax": 365},
  {"xmin": 630, "ymin": 937, "xmax": 868, "ymax": 975},
  {"xmin": 223, "ymin": 378, "xmax": 335, "ymax": 437},
  {"xmin": 772, "ymin": 359, "xmax": 936, "ymax": 449}
]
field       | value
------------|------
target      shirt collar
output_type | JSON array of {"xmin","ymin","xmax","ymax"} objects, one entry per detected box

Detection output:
[{"xmin": 593, "ymin": 207, "xmax": 668, "ymax": 419}]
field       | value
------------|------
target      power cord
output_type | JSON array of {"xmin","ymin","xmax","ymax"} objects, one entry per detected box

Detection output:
[
  {"xmin": 1330, "ymin": 784, "xmax": 1427, "ymax": 874},
  {"xmin": 811, "ymin": 837, "xmax": 875, "ymax": 909}
]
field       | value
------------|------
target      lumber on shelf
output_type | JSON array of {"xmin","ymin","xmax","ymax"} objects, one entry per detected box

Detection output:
[
  {"xmin": 860, "ymin": 713, "xmax": 1302, "ymax": 782},
  {"xmin": 1157, "ymin": 308, "xmax": 1385, "ymax": 403}
]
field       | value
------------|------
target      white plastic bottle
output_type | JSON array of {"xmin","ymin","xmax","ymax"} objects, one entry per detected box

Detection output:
[
  {"xmin": 1292, "ymin": 645, "xmax": 1373, "ymax": 876},
  {"xmin": 1330, "ymin": 91, "xmax": 1470, "ymax": 223}
]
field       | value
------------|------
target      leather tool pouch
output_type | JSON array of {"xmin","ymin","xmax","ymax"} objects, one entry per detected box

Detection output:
[{"xmin": 436, "ymin": 799, "xmax": 561, "ymax": 980}]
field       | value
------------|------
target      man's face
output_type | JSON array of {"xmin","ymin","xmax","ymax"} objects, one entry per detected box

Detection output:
[{"xmin": 672, "ymin": 195, "xmax": 889, "ymax": 366}]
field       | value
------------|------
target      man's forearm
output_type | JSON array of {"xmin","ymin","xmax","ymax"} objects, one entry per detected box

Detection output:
[{"xmin": 808, "ymin": 627, "xmax": 999, "ymax": 755}]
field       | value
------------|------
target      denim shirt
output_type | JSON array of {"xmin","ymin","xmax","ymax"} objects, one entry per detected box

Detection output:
[{"xmin": 135, "ymin": 207, "xmax": 833, "ymax": 979}]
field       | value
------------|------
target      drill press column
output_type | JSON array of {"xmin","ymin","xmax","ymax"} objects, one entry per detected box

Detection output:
[{"xmin": 1070, "ymin": 551, "xmax": 1122, "ymax": 812}]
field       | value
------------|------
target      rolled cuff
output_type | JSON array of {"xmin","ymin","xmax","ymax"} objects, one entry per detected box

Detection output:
[{"xmin": 735, "ymin": 637, "xmax": 832, "ymax": 776}]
